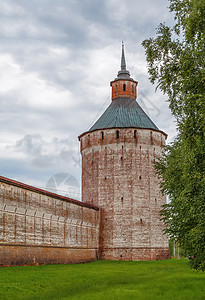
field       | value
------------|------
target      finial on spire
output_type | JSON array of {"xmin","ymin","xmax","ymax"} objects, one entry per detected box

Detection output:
[
  {"xmin": 116, "ymin": 42, "xmax": 130, "ymax": 79},
  {"xmin": 121, "ymin": 41, "xmax": 126, "ymax": 71}
]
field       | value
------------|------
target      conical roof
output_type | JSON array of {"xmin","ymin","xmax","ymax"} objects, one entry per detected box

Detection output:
[
  {"xmin": 79, "ymin": 43, "xmax": 166, "ymax": 139},
  {"xmin": 89, "ymin": 97, "xmax": 159, "ymax": 132}
]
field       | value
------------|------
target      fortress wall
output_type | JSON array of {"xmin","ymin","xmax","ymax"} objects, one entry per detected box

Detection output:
[
  {"xmin": 81, "ymin": 128, "xmax": 170, "ymax": 261},
  {"xmin": 0, "ymin": 177, "xmax": 100, "ymax": 266}
]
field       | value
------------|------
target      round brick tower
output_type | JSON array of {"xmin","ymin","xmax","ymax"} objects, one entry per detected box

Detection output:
[{"xmin": 79, "ymin": 43, "xmax": 170, "ymax": 261}]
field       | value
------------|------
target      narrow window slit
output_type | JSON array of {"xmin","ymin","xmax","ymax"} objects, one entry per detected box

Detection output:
[{"xmin": 116, "ymin": 130, "xmax": 119, "ymax": 139}]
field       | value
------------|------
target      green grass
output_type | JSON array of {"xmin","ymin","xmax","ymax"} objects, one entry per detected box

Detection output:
[{"xmin": 0, "ymin": 259, "xmax": 204, "ymax": 300}]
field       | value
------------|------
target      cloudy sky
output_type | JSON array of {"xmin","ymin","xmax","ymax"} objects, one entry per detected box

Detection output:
[{"xmin": 0, "ymin": 0, "xmax": 176, "ymax": 199}]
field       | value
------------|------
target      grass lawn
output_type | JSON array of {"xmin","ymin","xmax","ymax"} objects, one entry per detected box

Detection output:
[{"xmin": 0, "ymin": 259, "xmax": 204, "ymax": 300}]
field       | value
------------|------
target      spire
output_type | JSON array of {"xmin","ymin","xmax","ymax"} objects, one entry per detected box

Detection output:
[
  {"xmin": 121, "ymin": 41, "xmax": 126, "ymax": 71},
  {"xmin": 117, "ymin": 42, "xmax": 130, "ymax": 79}
]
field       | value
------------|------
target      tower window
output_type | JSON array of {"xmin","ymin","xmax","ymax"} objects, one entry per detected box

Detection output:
[
  {"xmin": 123, "ymin": 84, "xmax": 126, "ymax": 91},
  {"xmin": 134, "ymin": 130, "xmax": 137, "ymax": 138},
  {"xmin": 115, "ymin": 85, "xmax": 117, "ymax": 92},
  {"xmin": 150, "ymin": 132, "xmax": 153, "ymax": 145},
  {"xmin": 101, "ymin": 131, "xmax": 104, "ymax": 140},
  {"xmin": 116, "ymin": 130, "xmax": 119, "ymax": 139},
  {"xmin": 132, "ymin": 85, "xmax": 134, "ymax": 93}
]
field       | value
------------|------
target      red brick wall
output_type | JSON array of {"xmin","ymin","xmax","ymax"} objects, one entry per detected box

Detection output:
[
  {"xmin": 0, "ymin": 181, "xmax": 100, "ymax": 266},
  {"xmin": 80, "ymin": 128, "xmax": 170, "ymax": 261},
  {"xmin": 110, "ymin": 79, "xmax": 138, "ymax": 100}
]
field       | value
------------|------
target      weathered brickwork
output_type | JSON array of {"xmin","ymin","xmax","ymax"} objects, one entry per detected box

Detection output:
[
  {"xmin": 80, "ymin": 128, "xmax": 170, "ymax": 261},
  {"xmin": 0, "ymin": 177, "xmax": 100, "ymax": 266}
]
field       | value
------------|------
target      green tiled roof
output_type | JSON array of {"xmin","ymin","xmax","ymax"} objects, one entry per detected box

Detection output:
[{"xmin": 89, "ymin": 97, "xmax": 159, "ymax": 132}]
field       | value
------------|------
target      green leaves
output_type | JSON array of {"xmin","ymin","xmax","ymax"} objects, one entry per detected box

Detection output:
[{"xmin": 142, "ymin": 0, "xmax": 205, "ymax": 271}]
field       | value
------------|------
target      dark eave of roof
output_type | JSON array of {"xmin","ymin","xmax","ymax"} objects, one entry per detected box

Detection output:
[{"xmin": 0, "ymin": 175, "xmax": 99, "ymax": 211}]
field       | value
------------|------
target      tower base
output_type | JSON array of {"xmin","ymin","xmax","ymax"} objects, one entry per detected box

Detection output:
[{"xmin": 100, "ymin": 248, "xmax": 171, "ymax": 261}]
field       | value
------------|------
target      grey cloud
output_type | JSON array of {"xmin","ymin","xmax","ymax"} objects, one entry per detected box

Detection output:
[
  {"xmin": 0, "ymin": 0, "xmax": 173, "ymax": 100},
  {"xmin": 0, "ymin": 0, "xmax": 176, "ymax": 191},
  {"xmin": 15, "ymin": 134, "xmax": 75, "ymax": 159},
  {"xmin": 15, "ymin": 134, "xmax": 43, "ymax": 156},
  {"xmin": 19, "ymin": 135, "xmax": 78, "ymax": 165}
]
